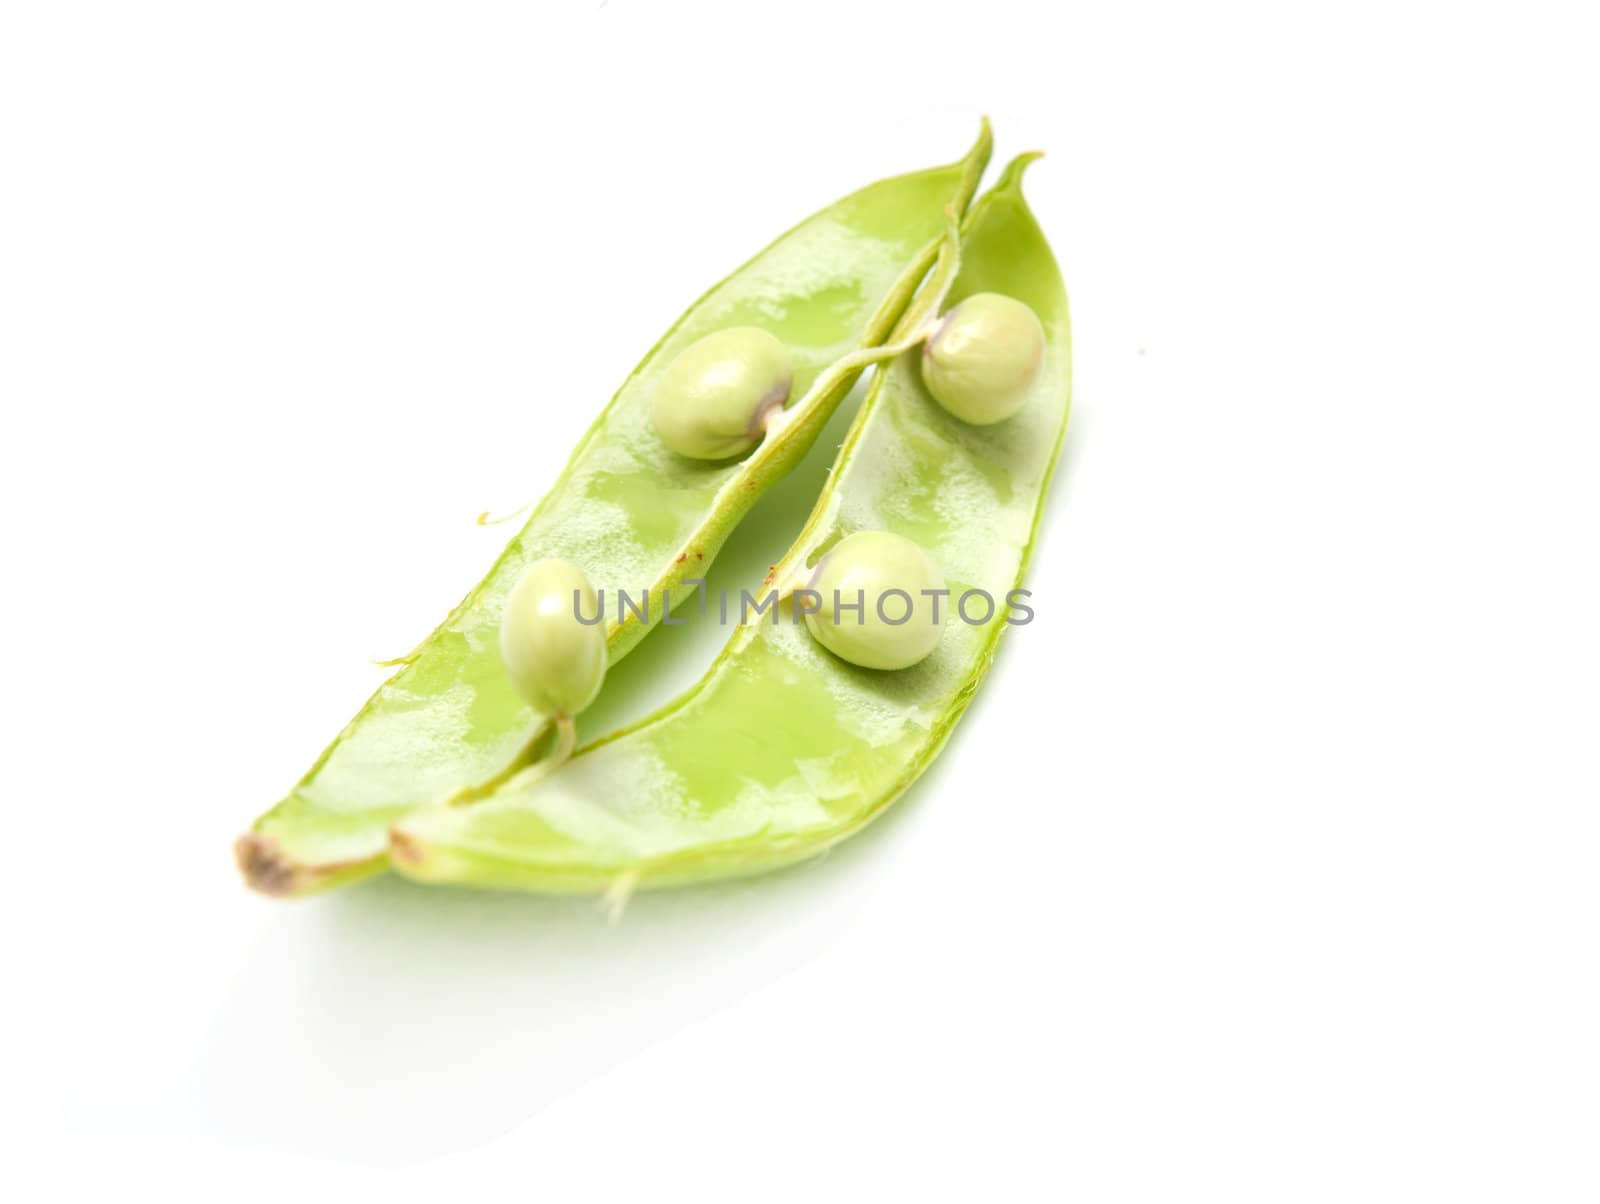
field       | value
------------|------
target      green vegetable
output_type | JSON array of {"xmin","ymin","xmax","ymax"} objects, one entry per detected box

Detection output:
[
  {"xmin": 236, "ymin": 124, "xmax": 994, "ymax": 897},
  {"xmin": 801, "ymin": 530, "xmax": 946, "ymax": 670},
  {"xmin": 921, "ymin": 291, "xmax": 1046, "ymax": 424},
  {"xmin": 500, "ymin": 558, "xmax": 606, "ymax": 719},
  {"xmin": 496, "ymin": 558, "xmax": 606, "ymax": 788},
  {"xmin": 650, "ymin": 326, "xmax": 793, "ymax": 460},
  {"xmin": 390, "ymin": 151, "xmax": 1069, "ymax": 894}
]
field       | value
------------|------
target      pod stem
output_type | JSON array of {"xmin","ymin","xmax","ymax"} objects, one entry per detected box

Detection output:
[
  {"xmin": 763, "ymin": 206, "xmax": 963, "ymax": 440},
  {"xmin": 498, "ymin": 713, "xmax": 577, "ymax": 796},
  {"xmin": 552, "ymin": 713, "xmax": 576, "ymax": 767}
]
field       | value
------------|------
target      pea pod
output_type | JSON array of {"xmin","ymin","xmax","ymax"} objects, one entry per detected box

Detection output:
[
  {"xmin": 390, "ymin": 153, "xmax": 1070, "ymax": 893},
  {"xmin": 237, "ymin": 125, "xmax": 995, "ymax": 896}
]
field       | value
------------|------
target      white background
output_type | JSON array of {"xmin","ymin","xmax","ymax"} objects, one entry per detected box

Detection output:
[{"xmin": 3, "ymin": 1, "xmax": 1597, "ymax": 1199}]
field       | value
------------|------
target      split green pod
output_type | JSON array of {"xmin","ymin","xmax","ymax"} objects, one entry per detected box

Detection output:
[{"xmin": 237, "ymin": 126, "xmax": 994, "ymax": 896}]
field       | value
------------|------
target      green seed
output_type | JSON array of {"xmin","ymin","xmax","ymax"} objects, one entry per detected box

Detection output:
[
  {"xmin": 500, "ymin": 559, "xmax": 607, "ymax": 719},
  {"xmin": 651, "ymin": 326, "xmax": 793, "ymax": 460},
  {"xmin": 920, "ymin": 292, "xmax": 1045, "ymax": 425},
  {"xmin": 802, "ymin": 530, "xmax": 946, "ymax": 670}
]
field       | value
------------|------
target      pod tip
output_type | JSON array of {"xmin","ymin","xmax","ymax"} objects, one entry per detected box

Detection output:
[
  {"xmin": 996, "ymin": 150, "xmax": 1046, "ymax": 193},
  {"xmin": 236, "ymin": 831, "xmax": 382, "ymax": 897},
  {"xmin": 235, "ymin": 832, "xmax": 303, "ymax": 898},
  {"xmin": 964, "ymin": 116, "xmax": 995, "ymax": 165}
]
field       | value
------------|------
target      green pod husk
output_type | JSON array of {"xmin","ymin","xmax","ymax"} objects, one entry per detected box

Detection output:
[
  {"xmin": 237, "ymin": 125, "xmax": 994, "ymax": 896},
  {"xmin": 391, "ymin": 152, "xmax": 1071, "ymax": 894}
]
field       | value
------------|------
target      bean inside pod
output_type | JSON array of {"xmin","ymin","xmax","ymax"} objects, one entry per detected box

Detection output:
[
  {"xmin": 921, "ymin": 291, "xmax": 1046, "ymax": 425},
  {"xmin": 499, "ymin": 559, "xmax": 607, "ymax": 773},
  {"xmin": 799, "ymin": 530, "xmax": 946, "ymax": 671},
  {"xmin": 650, "ymin": 326, "xmax": 793, "ymax": 460}
]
